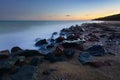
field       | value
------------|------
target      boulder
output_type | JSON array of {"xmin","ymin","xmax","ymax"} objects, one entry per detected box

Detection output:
[
  {"xmin": 30, "ymin": 57, "xmax": 43, "ymax": 66},
  {"xmin": 56, "ymin": 36, "xmax": 65, "ymax": 43},
  {"xmin": 64, "ymin": 49, "xmax": 75, "ymax": 58},
  {"xmin": 67, "ymin": 34, "xmax": 78, "ymax": 40},
  {"xmin": 79, "ymin": 52, "xmax": 91, "ymax": 65},
  {"xmin": 52, "ymin": 32, "xmax": 57, "ymax": 35},
  {"xmin": 55, "ymin": 44, "xmax": 64, "ymax": 56},
  {"xmin": 13, "ymin": 50, "xmax": 42, "ymax": 57},
  {"xmin": 14, "ymin": 56, "xmax": 26, "ymax": 66},
  {"xmin": 46, "ymin": 44, "xmax": 54, "ymax": 49},
  {"xmin": 62, "ymin": 42, "xmax": 79, "ymax": 48},
  {"xmin": 0, "ymin": 50, "xmax": 10, "ymax": 59},
  {"xmin": 11, "ymin": 46, "xmax": 23, "ymax": 53},
  {"xmin": 35, "ymin": 39, "xmax": 48, "ymax": 46},
  {"xmin": 87, "ymin": 45, "xmax": 106, "ymax": 56},
  {"xmin": 18, "ymin": 50, "xmax": 42, "ymax": 57},
  {"xmin": 11, "ymin": 65, "xmax": 36, "ymax": 80},
  {"xmin": 0, "ymin": 58, "xmax": 18, "ymax": 73},
  {"xmin": 44, "ymin": 53, "xmax": 66, "ymax": 63}
]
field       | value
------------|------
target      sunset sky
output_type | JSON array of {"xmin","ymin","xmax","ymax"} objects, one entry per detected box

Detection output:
[{"xmin": 0, "ymin": 0, "xmax": 120, "ymax": 20}]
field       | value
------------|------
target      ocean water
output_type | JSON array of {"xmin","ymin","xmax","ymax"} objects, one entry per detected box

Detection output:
[{"xmin": 0, "ymin": 20, "xmax": 101, "ymax": 50}]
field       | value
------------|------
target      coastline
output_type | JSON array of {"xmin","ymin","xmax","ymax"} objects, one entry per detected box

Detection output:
[{"xmin": 0, "ymin": 22, "xmax": 120, "ymax": 80}]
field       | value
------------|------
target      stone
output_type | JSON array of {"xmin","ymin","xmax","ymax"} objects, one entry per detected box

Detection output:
[
  {"xmin": 0, "ymin": 58, "xmax": 18, "ymax": 73},
  {"xmin": 62, "ymin": 42, "xmax": 79, "ymax": 48},
  {"xmin": 11, "ymin": 46, "xmax": 23, "ymax": 54},
  {"xmin": 14, "ymin": 56, "xmax": 26, "ymax": 66},
  {"xmin": 35, "ymin": 39, "xmax": 48, "ymax": 46},
  {"xmin": 67, "ymin": 34, "xmax": 78, "ymax": 40},
  {"xmin": 44, "ymin": 53, "xmax": 66, "ymax": 63},
  {"xmin": 0, "ymin": 50, "xmax": 10, "ymax": 59},
  {"xmin": 79, "ymin": 52, "xmax": 91, "ymax": 65},
  {"xmin": 11, "ymin": 65, "xmax": 36, "ymax": 80},
  {"xmin": 46, "ymin": 44, "xmax": 54, "ymax": 49},
  {"xmin": 52, "ymin": 32, "xmax": 57, "ymax": 35},
  {"xmin": 56, "ymin": 36, "xmax": 65, "ymax": 43},
  {"xmin": 13, "ymin": 50, "xmax": 42, "ymax": 57},
  {"xmin": 64, "ymin": 49, "xmax": 75, "ymax": 58},
  {"xmin": 30, "ymin": 57, "xmax": 43, "ymax": 66},
  {"xmin": 55, "ymin": 44, "xmax": 64, "ymax": 56},
  {"xmin": 87, "ymin": 45, "xmax": 106, "ymax": 56}
]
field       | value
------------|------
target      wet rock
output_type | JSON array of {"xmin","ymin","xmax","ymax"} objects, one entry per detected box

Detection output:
[
  {"xmin": 14, "ymin": 50, "xmax": 42, "ymax": 57},
  {"xmin": 35, "ymin": 39, "xmax": 48, "ymax": 46},
  {"xmin": 11, "ymin": 46, "xmax": 23, "ymax": 54},
  {"xmin": 56, "ymin": 36, "xmax": 65, "ymax": 43},
  {"xmin": 64, "ymin": 49, "xmax": 75, "ymax": 58},
  {"xmin": 0, "ymin": 50, "xmax": 10, "ymax": 60},
  {"xmin": 46, "ymin": 44, "xmax": 54, "ymax": 49},
  {"xmin": 11, "ymin": 65, "xmax": 36, "ymax": 80},
  {"xmin": 14, "ymin": 56, "xmax": 26, "ymax": 66},
  {"xmin": 67, "ymin": 34, "xmax": 78, "ymax": 40},
  {"xmin": 44, "ymin": 53, "xmax": 66, "ymax": 63},
  {"xmin": 30, "ymin": 57, "xmax": 43, "ymax": 66},
  {"xmin": 52, "ymin": 32, "xmax": 57, "ymax": 35},
  {"xmin": 55, "ymin": 44, "xmax": 64, "ymax": 56},
  {"xmin": 79, "ymin": 52, "xmax": 91, "ymax": 65},
  {"xmin": 62, "ymin": 42, "xmax": 79, "ymax": 48},
  {"xmin": 0, "ymin": 58, "xmax": 18, "ymax": 73},
  {"xmin": 87, "ymin": 45, "xmax": 106, "ymax": 56}
]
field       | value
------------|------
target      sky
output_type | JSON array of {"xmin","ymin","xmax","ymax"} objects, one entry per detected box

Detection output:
[{"xmin": 0, "ymin": 0, "xmax": 120, "ymax": 20}]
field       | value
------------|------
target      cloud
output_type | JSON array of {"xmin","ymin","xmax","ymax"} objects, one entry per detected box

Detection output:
[{"xmin": 66, "ymin": 15, "xmax": 71, "ymax": 17}]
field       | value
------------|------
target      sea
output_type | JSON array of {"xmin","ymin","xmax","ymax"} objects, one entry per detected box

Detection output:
[{"xmin": 0, "ymin": 20, "xmax": 101, "ymax": 50}]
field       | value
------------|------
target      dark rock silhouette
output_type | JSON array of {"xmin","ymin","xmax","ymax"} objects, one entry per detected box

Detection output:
[{"xmin": 94, "ymin": 13, "xmax": 120, "ymax": 21}]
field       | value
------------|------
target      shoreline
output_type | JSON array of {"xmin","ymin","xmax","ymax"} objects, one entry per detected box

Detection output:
[{"xmin": 0, "ymin": 22, "xmax": 120, "ymax": 80}]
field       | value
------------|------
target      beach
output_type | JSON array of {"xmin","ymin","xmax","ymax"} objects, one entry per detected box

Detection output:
[{"xmin": 0, "ymin": 21, "xmax": 120, "ymax": 80}]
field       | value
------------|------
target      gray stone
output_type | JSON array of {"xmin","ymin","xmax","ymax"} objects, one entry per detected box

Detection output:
[{"xmin": 11, "ymin": 65, "xmax": 36, "ymax": 80}]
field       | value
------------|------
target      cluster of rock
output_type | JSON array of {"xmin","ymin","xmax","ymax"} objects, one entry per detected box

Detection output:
[{"xmin": 0, "ymin": 23, "xmax": 120, "ymax": 80}]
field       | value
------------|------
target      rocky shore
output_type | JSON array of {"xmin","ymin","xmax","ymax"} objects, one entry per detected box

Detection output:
[{"xmin": 0, "ymin": 22, "xmax": 120, "ymax": 80}]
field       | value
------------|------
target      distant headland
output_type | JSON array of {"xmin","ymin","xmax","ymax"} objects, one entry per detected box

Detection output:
[{"xmin": 93, "ymin": 13, "xmax": 120, "ymax": 21}]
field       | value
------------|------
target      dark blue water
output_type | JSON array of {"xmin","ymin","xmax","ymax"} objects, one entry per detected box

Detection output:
[{"xmin": 0, "ymin": 20, "xmax": 101, "ymax": 50}]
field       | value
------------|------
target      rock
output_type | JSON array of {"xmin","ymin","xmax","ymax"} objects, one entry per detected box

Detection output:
[
  {"xmin": 67, "ymin": 34, "xmax": 78, "ymax": 40},
  {"xmin": 14, "ymin": 56, "xmax": 26, "ymax": 66},
  {"xmin": 30, "ymin": 57, "xmax": 43, "ymax": 66},
  {"xmin": 79, "ymin": 52, "xmax": 91, "ymax": 65},
  {"xmin": 20, "ymin": 50, "xmax": 42, "ymax": 57},
  {"xmin": 0, "ymin": 58, "xmax": 18, "ymax": 73},
  {"xmin": 0, "ymin": 50, "xmax": 10, "ymax": 59},
  {"xmin": 15, "ymin": 50, "xmax": 42, "ymax": 57},
  {"xmin": 55, "ymin": 44, "xmax": 64, "ymax": 56},
  {"xmin": 11, "ymin": 65, "xmax": 36, "ymax": 80},
  {"xmin": 35, "ymin": 39, "xmax": 48, "ymax": 46},
  {"xmin": 87, "ymin": 45, "xmax": 106, "ymax": 56},
  {"xmin": 11, "ymin": 46, "xmax": 23, "ymax": 53},
  {"xmin": 44, "ymin": 53, "xmax": 66, "ymax": 63},
  {"xmin": 46, "ymin": 44, "xmax": 54, "ymax": 49},
  {"xmin": 52, "ymin": 32, "xmax": 57, "ymax": 35},
  {"xmin": 64, "ymin": 49, "xmax": 75, "ymax": 58},
  {"xmin": 39, "ymin": 46, "xmax": 49, "ymax": 55},
  {"xmin": 56, "ymin": 36, "xmax": 65, "ymax": 43},
  {"xmin": 62, "ymin": 42, "xmax": 79, "ymax": 48}
]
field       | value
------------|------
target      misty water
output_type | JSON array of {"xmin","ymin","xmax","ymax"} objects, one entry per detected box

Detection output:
[{"xmin": 0, "ymin": 20, "xmax": 101, "ymax": 50}]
